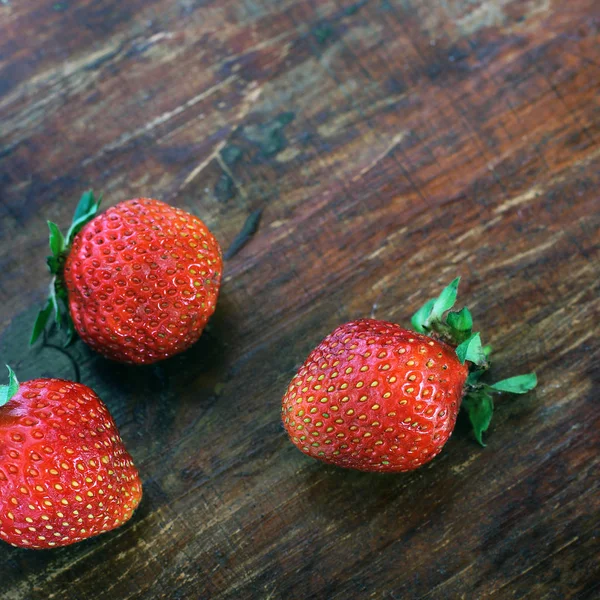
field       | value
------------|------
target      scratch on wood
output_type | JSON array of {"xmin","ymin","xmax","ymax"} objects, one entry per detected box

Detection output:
[
  {"xmin": 367, "ymin": 246, "xmax": 388, "ymax": 261},
  {"xmin": 179, "ymin": 139, "xmax": 228, "ymax": 191},
  {"xmin": 493, "ymin": 144, "xmax": 600, "ymax": 217},
  {"xmin": 216, "ymin": 150, "xmax": 248, "ymax": 201},
  {"xmin": 178, "ymin": 81, "xmax": 264, "ymax": 192},
  {"xmin": 451, "ymin": 453, "xmax": 479, "ymax": 474},
  {"xmin": 84, "ymin": 42, "xmax": 126, "ymax": 71},
  {"xmin": 454, "ymin": 216, "xmax": 502, "ymax": 243},
  {"xmin": 352, "ymin": 131, "xmax": 408, "ymax": 182},
  {"xmin": 83, "ymin": 76, "xmax": 237, "ymax": 167},
  {"xmin": 316, "ymin": 91, "xmax": 407, "ymax": 138},
  {"xmin": 276, "ymin": 146, "xmax": 301, "ymax": 162},
  {"xmin": 494, "ymin": 232, "xmax": 564, "ymax": 268},
  {"xmin": 421, "ymin": 562, "xmax": 476, "ymax": 598},
  {"xmin": 456, "ymin": 0, "xmax": 550, "ymax": 35},
  {"xmin": 494, "ymin": 186, "xmax": 543, "ymax": 214},
  {"xmin": 489, "ymin": 536, "xmax": 580, "ymax": 596},
  {"xmin": 238, "ymin": 83, "xmax": 264, "ymax": 120},
  {"xmin": 554, "ymin": 327, "xmax": 596, "ymax": 359},
  {"xmin": 457, "ymin": 0, "xmax": 512, "ymax": 35}
]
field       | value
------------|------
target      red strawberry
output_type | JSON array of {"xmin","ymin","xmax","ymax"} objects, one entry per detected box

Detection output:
[
  {"xmin": 0, "ymin": 367, "xmax": 142, "ymax": 549},
  {"xmin": 282, "ymin": 279, "xmax": 537, "ymax": 472},
  {"xmin": 31, "ymin": 192, "xmax": 222, "ymax": 364}
]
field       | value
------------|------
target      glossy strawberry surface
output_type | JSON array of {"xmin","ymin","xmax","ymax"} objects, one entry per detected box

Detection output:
[
  {"xmin": 63, "ymin": 198, "xmax": 222, "ymax": 364},
  {"xmin": 282, "ymin": 319, "xmax": 469, "ymax": 472},
  {"xmin": 0, "ymin": 379, "xmax": 142, "ymax": 549}
]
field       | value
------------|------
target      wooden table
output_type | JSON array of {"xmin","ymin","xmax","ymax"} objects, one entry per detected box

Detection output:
[{"xmin": 1, "ymin": 0, "xmax": 598, "ymax": 598}]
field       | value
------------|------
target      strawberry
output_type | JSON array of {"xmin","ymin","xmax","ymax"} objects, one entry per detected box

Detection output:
[
  {"xmin": 282, "ymin": 279, "xmax": 537, "ymax": 472},
  {"xmin": 0, "ymin": 367, "xmax": 142, "ymax": 549},
  {"xmin": 31, "ymin": 192, "xmax": 223, "ymax": 364}
]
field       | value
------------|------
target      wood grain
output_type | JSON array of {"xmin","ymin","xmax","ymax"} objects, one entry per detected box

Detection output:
[{"xmin": 1, "ymin": 0, "xmax": 599, "ymax": 598}]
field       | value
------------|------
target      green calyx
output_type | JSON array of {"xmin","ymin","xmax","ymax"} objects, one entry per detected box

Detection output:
[
  {"xmin": 411, "ymin": 278, "xmax": 537, "ymax": 446},
  {"xmin": 411, "ymin": 277, "xmax": 482, "ymax": 357},
  {"xmin": 30, "ymin": 190, "xmax": 102, "ymax": 347},
  {"xmin": 0, "ymin": 366, "xmax": 19, "ymax": 408}
]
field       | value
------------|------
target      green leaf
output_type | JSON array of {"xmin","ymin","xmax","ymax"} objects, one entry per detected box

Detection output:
[
  {"xmin": 447, "ymin": 306, "xmax": 472, "ymax": 332},
  {"xmin": 72, "ymin": 190, "xmax": 97, "ymax": 222},
  {"xmin": 62, "ymin": 298, "xmax": 76, "ymax": 347},
  {"xmin": 48, "ymin": 221, "xmax": 65, "ymax": 256},
  {"xmin": 463, "ymin": 389, "xmax": 494, "ymax": 446},
  {"xmin": 50, "ymin": 285, "xmax": 62, "ymax": 327},
  {"xmin": 490, "ymin": 373, "xmax": 537, "ymax": 394},
  {"xmin": 31, "ymin": 192, "xmax": 93, "ymax": 348},
  {"xmin": 428, "ymin": 277, "xmax": 460, "ymax": 323},
  {"xmin": 0, "ymin": 365, "xmax": 19, "ymax": 407},
  {"xmin": 466, "ymin": 370, "xmax": 484, "ymax": 386},
  {"xmin": 483, "ymin": 344, "xmax": 493, "ymax": 359},
  {"xmin": 411, "ymin": 298, "xmax": 435, "ymax": 333},
  {"xmin": 66, "ymin": 190, "xmax": 102, "ymax": 244},
  {"xmin": 47, "ymin": 254, "xmax": 61, "ymax": 274},
  {"xmin": 30, "ymin": 300, "xmax": 53, "ymax": 345},
  {"xmin": 455, "ymin": 332, "xmax": 487, "ymax": 366}
]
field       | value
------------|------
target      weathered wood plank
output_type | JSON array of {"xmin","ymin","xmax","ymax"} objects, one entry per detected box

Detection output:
[{"xmin": 0, "ymin": 0, "xmax": 598, "ymax": 598}]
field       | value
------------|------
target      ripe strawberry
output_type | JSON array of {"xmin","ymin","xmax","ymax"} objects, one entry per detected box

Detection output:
[
  {"xmin": 0, "ymin": 367, "xmax": 142, "ymax": 549},
  {"xmin": 31, "ymin": 192, "xmax": 222, "ymax": 364},
  {"xmin": 282, "ymin": 279, "xmax": 537, "ymax": 472}
]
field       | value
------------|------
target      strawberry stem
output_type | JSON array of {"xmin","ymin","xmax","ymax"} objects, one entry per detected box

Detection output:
[
  {"xmin": 411, "ymin": 278, "xmax": 538, "ymax": 446},
  {"xmin": 30, "ymin": 191, "xmax": 102, "ymax": 346}
]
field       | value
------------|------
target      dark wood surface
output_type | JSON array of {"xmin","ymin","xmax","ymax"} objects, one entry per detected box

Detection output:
[{"xmin": 1, "ymin": 0, "xmax": 599, "ymax": 598}]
